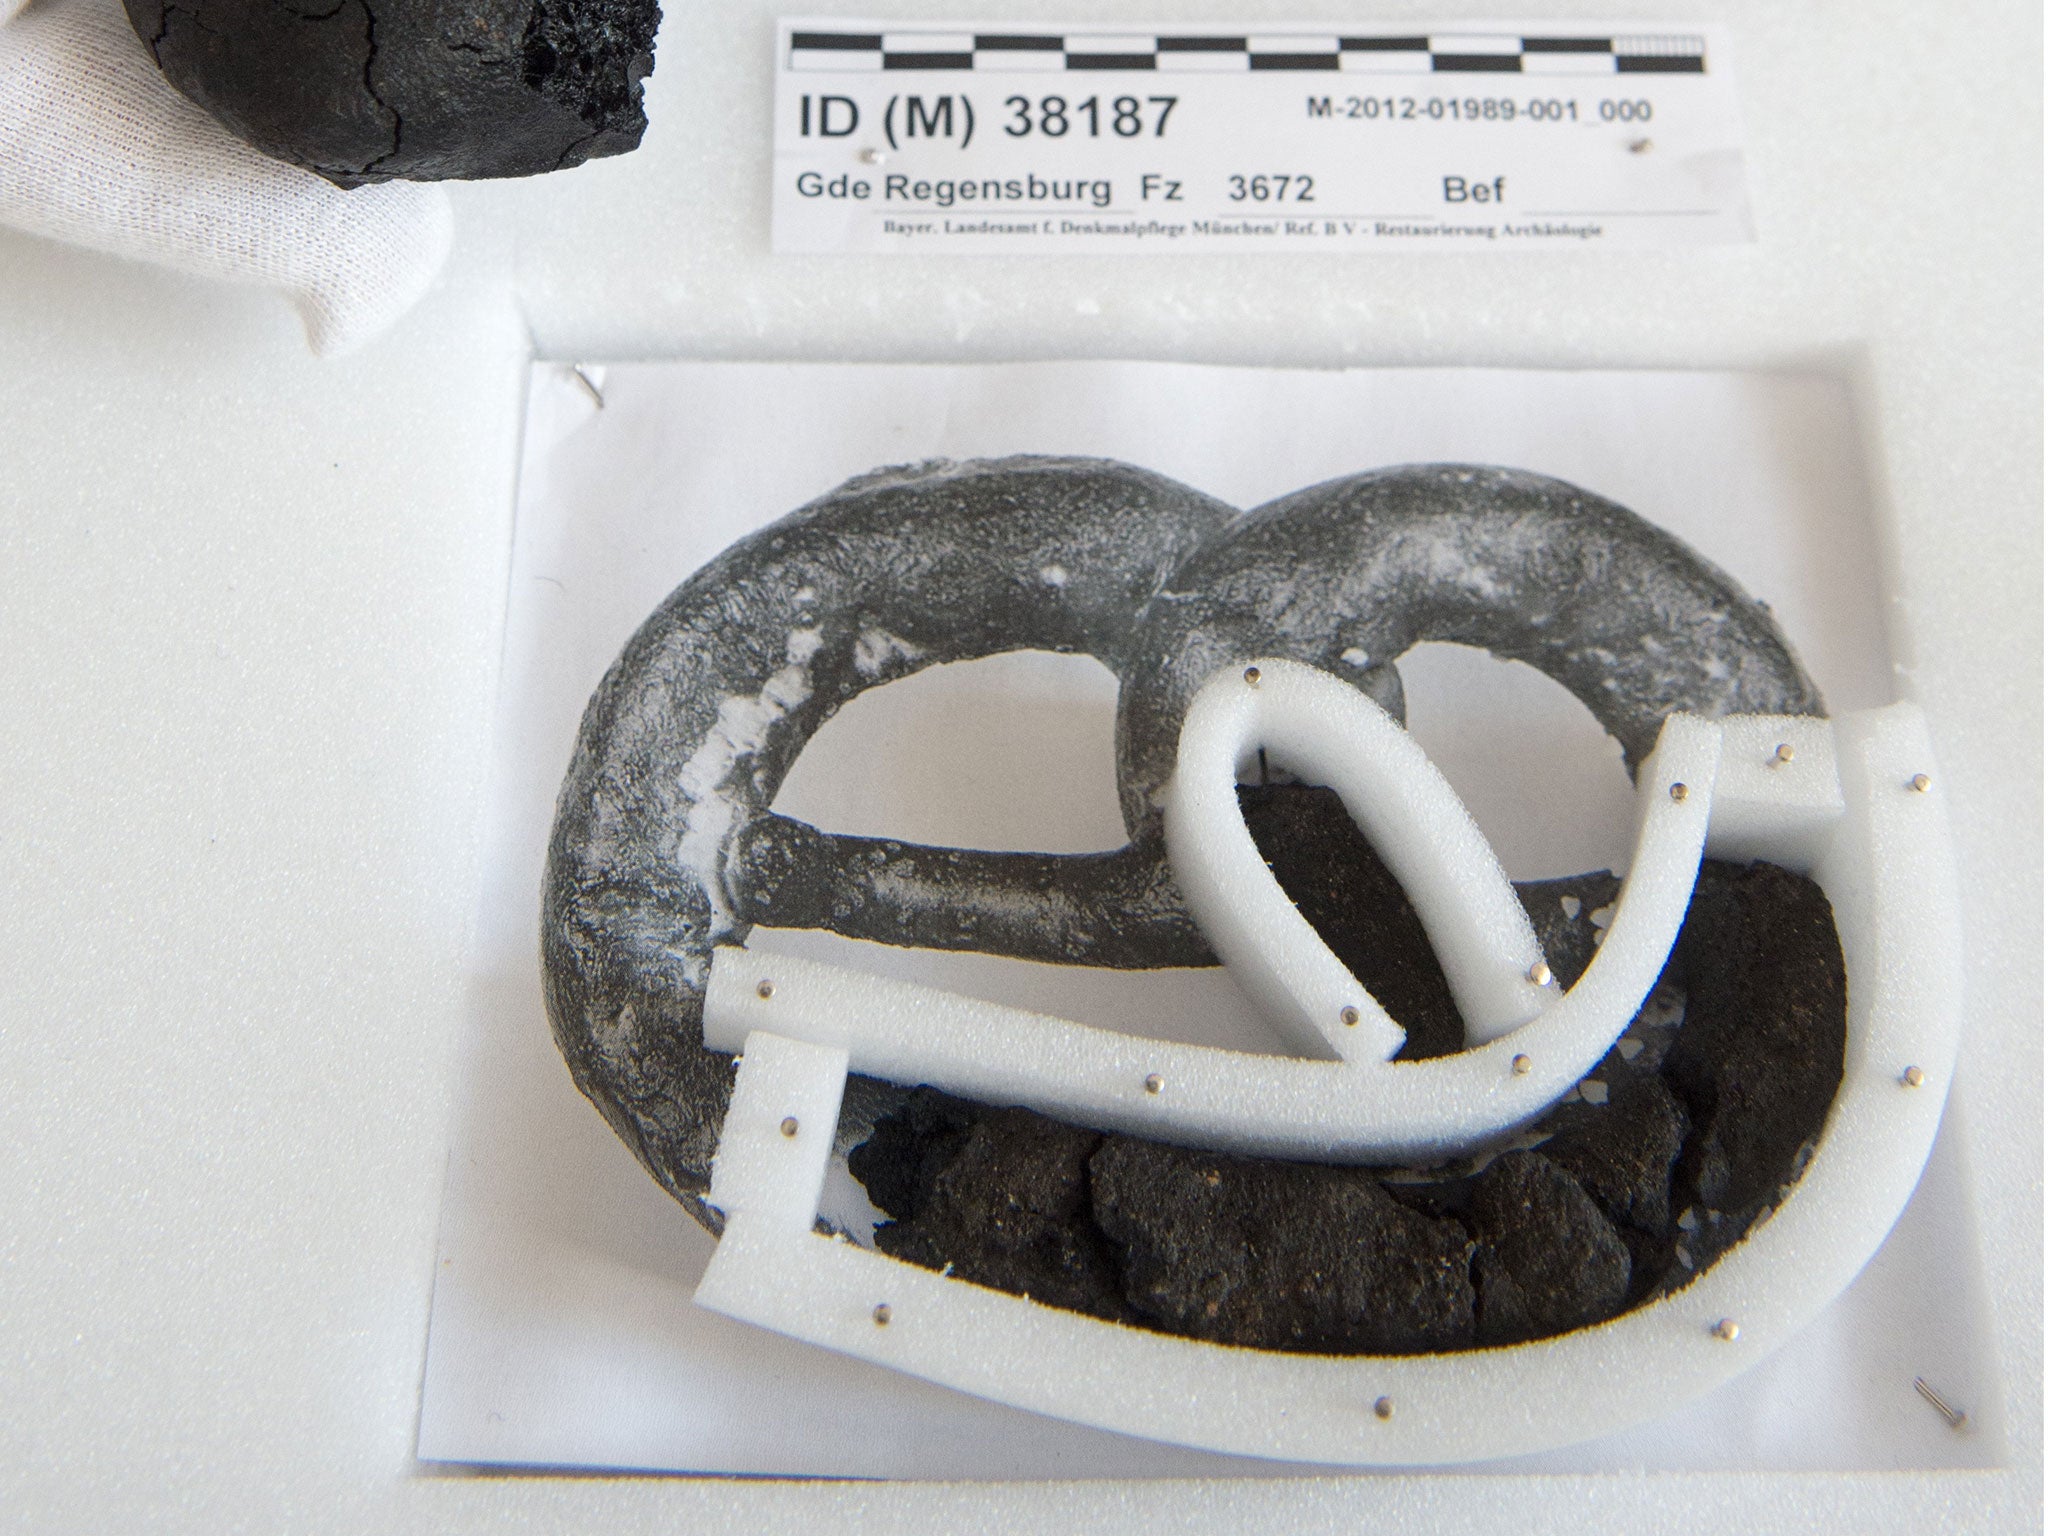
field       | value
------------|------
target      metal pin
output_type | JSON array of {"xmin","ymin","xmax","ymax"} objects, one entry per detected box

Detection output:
[
  {"xmin": 1711, "ymin": 1317, "xmax": 1740, "ymax": 1341},
  {"xmin": 1910, "ymin": 773, "xmax": 1932, "ymax": 793},
  {"xmin": 756, "ymin": 979, "xmax": 775, "ymax": 1000},
  {"xmin": 860, "ymin": 147, "xmax": 887, "ymax": 165},
  {"xmin": 779, "ymin": 1116, "xmax": 799, "ymax": 1138},
  {"xmin": 1512, "ymin": 1053, "xmax": 1532, "ymax": 1075},
  {"xmin": 1901, "ymin": 1065, "xmax": 1926, "ymax": 1088},
  {"xmin": 569, "ymin": 365, "xmax": 604, "ymax": 408},
  {"xmin": 1772, "ymin": 743, "xmax": 1796, "ymax": 765},
  {"xmin": 1243, "ymin": 665, "xmax": 1262, "ymax": 686},
  {"xmin": 1628, "ymin": 137, "xmax": 1653, "ymax": 154},
  {"xmin": 1914, "ymin": 1376, "xmax": 1968, "ymax": 1430},
  {"xmin": 1373, "ymin": 1396, "xmax": 1394, "ymax": 1420},
  {"xmin": 1340, "ymin": 1005, "xmax": 1361, "ymax": 1027},
  {"xmin": 872, "ymin": 1303, "xmax": 892, "ymax": 1326},
  {"xmin": 1669, "ymin": 782, "xmax": 1689, "ymax": 802},
  {"xmin": 1527, "ymin": 961, "xmax": 1552, "ymax": 986},
  {"xmin": 1144, "ymin": 1073, "xmax": 1164, "ymax": 1095}
]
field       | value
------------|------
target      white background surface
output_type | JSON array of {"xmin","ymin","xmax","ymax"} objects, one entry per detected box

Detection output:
[
  {"xmin": 0, "ymin": 0, "xmax": 2038, "ymax": 1529},
  {"xmin": 417, "ymin": 360, "xmax": 1999, "ymax": 1476}
]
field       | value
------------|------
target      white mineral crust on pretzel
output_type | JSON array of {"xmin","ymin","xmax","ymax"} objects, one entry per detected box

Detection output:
[
  {"xmin": 543, "ymin": 457, "xmax": 1243, "ymax": 1216},
  {"xmin": 671, "ymin": 626, "xmax": 825, "ymax": 954}
]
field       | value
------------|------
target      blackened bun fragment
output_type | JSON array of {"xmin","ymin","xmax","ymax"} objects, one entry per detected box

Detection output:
[{"xmin": 123, "ymin": 0, "xmax": 659, "ymax": 186}]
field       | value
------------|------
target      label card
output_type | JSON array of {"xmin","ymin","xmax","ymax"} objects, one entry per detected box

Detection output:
[{"xmin": 772, "ymin": 19, "xmax": 1752, "ymax": 253}]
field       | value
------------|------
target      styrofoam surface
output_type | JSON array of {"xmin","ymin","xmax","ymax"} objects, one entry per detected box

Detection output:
[
  {"xmin": 1169, "ymin": 658, "xmax": 1554, "ymax": 1059},
  {"xmin": 683, "ymin": 694, "xmax": 1961, "ymax": 1465},
  {"xmin": 708, "ymin": 1032, "xmax": 851, "ymax": 1234},
  {"xmin": 701, "ymin": 698, "xmax": 1869, "ymax": 1176},
  {"xmin": 702, "ymin": 701, "xmax": 1732, "ymax": 1165},
  {"xmin": 0, "ymin": 0, "xmax": 2038, "ymax": 1529}
]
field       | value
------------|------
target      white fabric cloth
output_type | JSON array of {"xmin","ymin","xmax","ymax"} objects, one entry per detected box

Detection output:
[{"xmin": 0, "ymin": 0, "xmax": 452, "ymax": 354}]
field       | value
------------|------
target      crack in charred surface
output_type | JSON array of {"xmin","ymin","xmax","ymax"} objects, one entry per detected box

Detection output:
[
  {"xmin": 355, "ymin": 1, "xmax": 402, "ymax": 178},
  {"xmin": 551, "ymin": 125, "xmax": 602, "ymax": 171},
  {"xmin": 122, "ymin": 0, "xmax": 654, "ymax": 182}
]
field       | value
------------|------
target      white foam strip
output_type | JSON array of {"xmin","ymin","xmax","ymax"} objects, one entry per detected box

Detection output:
[
  {"xmin": 706, "ymin": 1030, "xmax": 847, "ymax": 1234},
  {"xmin": 693, "ymin": 709, "xmax": 1957, "ymax": 1465},
  {"xmin": 1704, "ymin": 713, "xmax": 1845, "ymax": 872},
  {"xmin": 705, "ymin": 706, "xmax": 1717, "ymax": 1161},
  {"xmin": 1812, "ymin": 704, "xmax": 1959, "ymax": 1107},
  {"xmin": 1166, "ymin": 658, "xmax": 1551, "ymax": 1059},
  {"xmin": 1511, "ymin": 712, "xmax": 1720, "ymax": 1076}
]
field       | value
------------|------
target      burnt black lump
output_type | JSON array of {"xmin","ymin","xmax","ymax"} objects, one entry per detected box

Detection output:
[
  {"xmin": 848, "ymin": 833, "xmax": 1848, "ymax": 1355},
  {"xmin": 1660, "ymin": 860, "xmax": 1848, "ymax": 1214},
  {"xmin": 1466, "ymin": 1150, "xmax": 1631, "ymax": 1345},
  {"xmin": 859, "ymin": 1098, "xmax": 1128, "ymax": 1322},
  {"xmin": 846, "ymin": 1086, "xmax": 980, "ymax": 1227},
  {"xmin": 1542, "ymin": 1072, "xmax": 1688, "ymax": 1231},
  {"xmin": 123, "ymin": 0, "xmax": 659, "ymax": 186},
  {"xmin": 1092, "ymin": 1137, "xmax": 1476, "ymax": 1353}
]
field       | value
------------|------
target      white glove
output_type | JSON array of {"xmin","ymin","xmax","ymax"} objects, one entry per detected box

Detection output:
[{"xmin": 0, "ymin": 0, "xmax": 453, "ymax": 354}]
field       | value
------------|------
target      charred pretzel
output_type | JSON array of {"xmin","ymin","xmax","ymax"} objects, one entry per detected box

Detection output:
[{"xmin": 543, "ymin": 456, "xmax": 1828, "ymax": 1255}]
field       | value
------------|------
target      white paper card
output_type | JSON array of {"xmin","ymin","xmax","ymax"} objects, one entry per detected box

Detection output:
[
  {"xmin": 772, "ymin": 19, "xmax": 1753, "ymax": 252},
  {"xmin": 417, "ymin": 361, "xmax": 2000, "ymax": 1477}
]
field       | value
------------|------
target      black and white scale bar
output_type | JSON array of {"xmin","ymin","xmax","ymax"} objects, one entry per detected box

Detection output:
[{"xmin": 787, "ymin": 31, "xmax": 1706, "ymax": 73}]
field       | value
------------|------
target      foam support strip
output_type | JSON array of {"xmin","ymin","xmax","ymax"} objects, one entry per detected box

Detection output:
[
  {"xmin": 707, "ymin": 667, "xmax": 1751, "ymax": 1161},
  {"xmin": 1166, "ymin": 658, "xmax": 1551, "ymax": 1060},
  {"xmin": 693, "ymin": 703, "xmax": 1958, "ymax": 1465}
]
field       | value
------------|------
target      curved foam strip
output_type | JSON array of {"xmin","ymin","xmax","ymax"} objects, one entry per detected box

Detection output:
[
  {"xmin": 1164, "ymin": 657, "xmax": 1550, "ymax": 1059},
  {"xmin": 694, "ymin": 704, "xmax": 1956, "ymax": 1466},
  {"xmin": 705, "ymin": 699, "xmax": 1723, "ymax": 1162},
  {"xmin": 1497, "ymin": 709, "xmax": 1723, "ymax": 1065}
]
